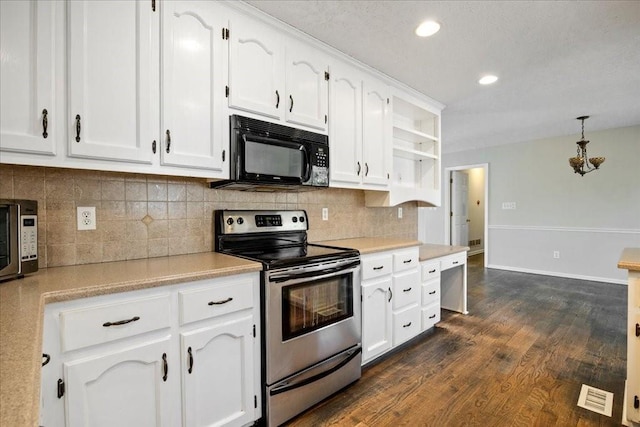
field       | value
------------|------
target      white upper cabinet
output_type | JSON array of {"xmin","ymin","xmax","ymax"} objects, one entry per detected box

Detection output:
[
  {"xmin": 160, "ymin": 1, "xmax": 226, "ymax": 175},
  {"xmin": 362, "ymin": 78, "xmax": 391, "ymax": 187},
  {"xmin": 0, "ymin": 0, "xmax": 59, "ymax": 156},
  {"xmin": 284, "ymin": 40, "xmax": 329, "ymax": 131},
  {"xmin": 227, "ymin": 13, "xmax": 284, "ymax": 120},
  {"xmin": 329, "ymin": 61, "xmax": 391, "ymax": 190},
  {"xmin": 328, "ymin": 61, "xmax": 363, "ymax": 185},
  {"xmin": 67, "ymin": 0, "xmax": 158, "ymax": 164}
]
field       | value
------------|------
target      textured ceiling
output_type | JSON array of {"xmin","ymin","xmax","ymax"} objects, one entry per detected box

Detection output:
[{"xmin": 244, "ymin": 0, "xmax": 640, "ymax": 153}]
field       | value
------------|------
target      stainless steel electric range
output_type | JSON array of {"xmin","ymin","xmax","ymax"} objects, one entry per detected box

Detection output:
[{"xmin": 215, "ymin": 210, "xmax": 362, "ymax": 426}]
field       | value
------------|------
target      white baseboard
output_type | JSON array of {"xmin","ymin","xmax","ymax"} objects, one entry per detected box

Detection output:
[{"xmin": 487, "ymin": 264, "xmax": 627, "ymax": 285}]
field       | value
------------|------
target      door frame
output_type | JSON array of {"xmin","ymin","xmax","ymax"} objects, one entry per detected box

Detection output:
[{"xmin": 444, "ymin": 163, "xmax": 489, "ymax": 268}]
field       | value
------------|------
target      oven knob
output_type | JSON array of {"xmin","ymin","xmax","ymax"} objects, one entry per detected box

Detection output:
[
  {"xmin": 237, "ymin": 217, "xmax": 244, "ymax": 225},
  {"xmin": 292, "ymin": 216, "xmax": 298, "ymax": 223},
  {"xmin": 299, "ymin": 216, "xmax": 305, "ymax": 223},
  {"xmin": 226, "ymin": 218, "xmax": 234, "ymax": 226}
]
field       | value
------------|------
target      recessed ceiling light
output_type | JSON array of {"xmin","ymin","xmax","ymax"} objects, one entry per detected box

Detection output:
[
  {"xmin": 478, "ymin": 75, "xmax": 498, "ymax": 85},
  {"xmin": 415, "ymin": 21, "xmax": 441, "ymax": 37}
]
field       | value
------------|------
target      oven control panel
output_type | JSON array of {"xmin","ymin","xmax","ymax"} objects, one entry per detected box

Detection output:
[{"xmin": 217, "ymin": 210, "xmax": 308, "ymax": 234}]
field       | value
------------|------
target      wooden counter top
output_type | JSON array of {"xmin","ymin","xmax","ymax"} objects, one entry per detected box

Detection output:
[
  {"xmin": 618, "ymin": 247, "xmax": 640, "ymax": 272},
  {"xmin": 0, "ymin": 253, "xmax": 262, "ymax": 427}
]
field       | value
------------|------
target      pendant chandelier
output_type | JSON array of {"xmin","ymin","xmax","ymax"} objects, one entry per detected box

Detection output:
[{"xmin": 569, "ymin": 116, "xmax": 605, "ymax": 176}]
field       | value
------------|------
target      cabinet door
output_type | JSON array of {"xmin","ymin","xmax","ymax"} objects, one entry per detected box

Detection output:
[
  {"xmin": 0, "ymin": 0, "xmax": 58, "ymax": 155},
  {"xmin": 362, "ymin": 78, "xmax": 391, "ymax": 187},
  {"xmin": 161, "ymin": 1, "xmax": 226, "ymax": 175},
  {"xmin": 181, "ymin": 315, "xmax": 255, "ymax": 427},
  {"xmin": 362, "ymin": 277, "xmax": 393, "ymax": 363},
  {"xmin": 329, "ymin": 62, "xmax": 362, "ymax": 186},
  {"xmin": 67, "ymin": 0, "xmax": 158, "ymax": 163},
  {"xmin": 64, "ymin": 337, "xmax": 176, "ymax": 427},
  {"xmin": 284, "ymin": 41, "xmax": 328, "ymax": 131},
  {"xmin": 228, "ymin": 13, "xmax": 284, "ymax": 120}
]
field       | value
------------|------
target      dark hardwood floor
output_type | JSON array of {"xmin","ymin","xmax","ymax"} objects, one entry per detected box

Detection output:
[{"xmin": 285, "ymin": 253, "xmax": 627, "ymax": 426}]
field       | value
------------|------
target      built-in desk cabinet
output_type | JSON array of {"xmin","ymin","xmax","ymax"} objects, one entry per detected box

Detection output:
[
  {"xmin": 40, "ymin": 273, "xmax": 261, "ymax": 427},
  {"xmin": 620, "ymin": 256, "xmax": 640, "ymax": 425}
]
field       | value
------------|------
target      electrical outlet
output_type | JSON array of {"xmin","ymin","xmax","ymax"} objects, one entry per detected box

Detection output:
[
  {"xmin": 553, "ymin": 251, "xmax": 560, "ymax": 259},
  {"xmin": 322, "ymin": 207, "xmax": 328, "ymax": 221},
  {"xmin": 398, "ymin": 207, "xmax": 403, "ymax": 219},
  {"xmin": 77, "ymin": 207, "xmax": 96, "ymax": 230}
]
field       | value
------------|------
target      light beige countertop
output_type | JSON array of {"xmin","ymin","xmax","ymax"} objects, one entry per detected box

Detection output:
[
  {"xmin": 317, "ymin": 238, "xmax": 469, "ymax": 261},
  {"xmin": 618, "ymin": 247, "xmax": 640, "ymax": 272},
  {"xmin": 419, "ymin": 244, "xmax": 470, "ymax": 261},
  {"xmin": 0, "ymin": 252, "xmax": 262, "ymax": 427},
  {"xmin": 317, "ymin": 237, "xmax": 421, "ymax": 254}
]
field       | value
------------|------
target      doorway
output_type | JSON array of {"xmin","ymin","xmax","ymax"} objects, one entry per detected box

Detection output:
[{"xmin": 445, "ymin": 164, "xmax": 489, "ymax": 267}]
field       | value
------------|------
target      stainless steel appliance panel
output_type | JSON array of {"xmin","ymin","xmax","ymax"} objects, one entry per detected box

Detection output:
[
  {"xmin": 265, "ymin": 258, "xmax": 361, "ymax": 384},
  {"xmin": 0, "ymin": 199, "xmax": 38, "ymax": 281}
]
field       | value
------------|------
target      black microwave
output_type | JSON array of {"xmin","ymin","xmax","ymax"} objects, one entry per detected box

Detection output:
[{"xmin": 210, "ymin": 115, "xmax": 329, "ymax": 191}]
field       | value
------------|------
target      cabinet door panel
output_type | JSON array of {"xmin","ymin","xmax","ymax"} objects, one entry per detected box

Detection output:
[
  {"xmin": 161, "ymin": 1, "xmax": 225, "ymax": 174},
  {"xmin": 329, "ymin": 62, "xmax": 362, "ymax": 186},
  {"xmin": 362, "ymin": 278, "xmax": 392, "ymax": 363},
  {"xmin": 0, "ymin": 0, "xmax": 57, "ymax": 155},
  {"xmin": 285, "ymin": 42, "xmax": 328, "ymax": 131},
  {"xmin": 228, "ymin": 14, "xmax": 283, "ymax": 119},
  {"xmin": 64, "ymin": 337, "xmax": 174, "ymax": 427},
  {"xmin": 68, "ymin": 0, "xmax": 157, "ymax": 163},
  {"xmin": 362, "ymin": 79, "xmax": 390, "ymax": 187},
  {"xmin": 181, "ymin": 316, "xmax": 254, "ymax": 427}
]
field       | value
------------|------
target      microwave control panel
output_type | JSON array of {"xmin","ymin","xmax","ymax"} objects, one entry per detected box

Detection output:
[{"xmin": 20, "ymin": 215, "xmax": 38, "ymax": 261}]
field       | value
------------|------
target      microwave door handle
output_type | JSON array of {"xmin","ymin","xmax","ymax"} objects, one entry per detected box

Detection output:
[
  {"xmin": 270, "ymin": 260, "xmax": 360, "ymax": 283},
  {"xmin": 301, "ymin": 145, "xmax": 312, "ymax": 182}
]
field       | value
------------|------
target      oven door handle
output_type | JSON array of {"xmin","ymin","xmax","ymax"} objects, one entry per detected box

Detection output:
[
  {"xmin": 269, "ymin": 260, "xmax": 360, "ymax": 283},
  {"xmin": 269, "ymin": 346, "xmax": 362, "ymax": 396}
]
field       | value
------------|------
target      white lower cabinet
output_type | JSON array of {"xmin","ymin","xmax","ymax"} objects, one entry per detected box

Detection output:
[
  {"xmin": 40, "ymin": 273, "xmax": 260, "ymax": 427},
  {"xmin": 420, "ymin": 261, "xmax": 441, "ymax": 331},
  {"xmin": 361, "ymin": 247, "xmax": 420, "ymax": 364}
]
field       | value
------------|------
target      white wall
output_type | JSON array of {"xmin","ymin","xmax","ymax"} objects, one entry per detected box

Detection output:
[{"xmin": 419, "ymin": 125, "xmax": 640, "ymax": 283}]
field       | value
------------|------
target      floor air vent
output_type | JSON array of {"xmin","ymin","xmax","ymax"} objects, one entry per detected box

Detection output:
[{"xmin": 577, "ymin": 384, "xmax": 613, "ymax": 417}]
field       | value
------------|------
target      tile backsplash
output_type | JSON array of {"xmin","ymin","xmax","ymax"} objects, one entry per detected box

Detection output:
[{"xmin": 0, "ymin": 165, "xmax": 417, "ymax": 268}]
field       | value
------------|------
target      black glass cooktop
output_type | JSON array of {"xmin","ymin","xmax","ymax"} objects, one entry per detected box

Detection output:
[{"xmin": 227, "ymin": 243, "xmax": 359, "ymax": 269}]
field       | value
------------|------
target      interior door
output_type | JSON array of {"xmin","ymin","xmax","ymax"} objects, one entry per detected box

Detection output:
[{"xmin": 450, "ymin": 171, "xmax": 469, "ymax": 246}]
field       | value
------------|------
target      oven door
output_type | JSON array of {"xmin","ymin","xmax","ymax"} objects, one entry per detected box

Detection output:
[
  {"xmin": 0, "ymin": 203, "xmax": 19, "ymax": 278},
  {"xmin": 265, "ymin": 257, "xmax": 361, "ymax": 384}
]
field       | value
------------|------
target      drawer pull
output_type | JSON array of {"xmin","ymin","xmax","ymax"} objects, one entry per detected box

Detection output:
[
  {"xmin": 388, "ymin": 287, "xmax": 392, "ymax": 302},
  {"xmin": 208, "ymin": 297, "xmax": 233, "ymax": 306},
  {"xmin": 452, "ymin": 261, "xmax": 459, "ymax": 265},
  {"xmin": 428, "ymin": 290, "xmax": 436, "ymax": 295},
  {"xmin": 42, "ymin": 109, "xmax": 48, "ymax": 138},
  {"xmin": 636, "ymin": 323, "xmax": 639, "ymax": 337},
  {"xmin": 42, "ymin": 353, "xmax": 51, "ymax": 367},
  {"xmin": 403, "ymin": 287, "xmax": 412, "ymax": 292},
  {"xmin": 187, "ymin": 347, "xmax": 194, "ymax": 374},
  {"xmin": 373, "ymin": 266, "xmax": 384, "ymax": 271},
  {"xmin": 428, "ymin": 269, "xmax": 436, "ymax": 274},
  {"xmin": 162, "ymin": 353, "xmax": 168, "ymax": 382},
  {"xmin": 403, "ymin": 259, "xmax": 412, "ymax": 264},
  {"xmin": 429, "ymin": 314, "xmax": 436, "ymax": 319},
  {"xmin": 403, "ymin": 322, "xmax": 412, "ymax": 328},
  {"xmin": 102, "ymin": 316, "xmax": 140, "ymax": 327}
]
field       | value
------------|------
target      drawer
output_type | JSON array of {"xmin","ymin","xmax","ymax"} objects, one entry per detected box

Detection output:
[
  {"xmin": 421, "ymin": 261, "xmax": 440, "ymax": 281},
  {"xmin": 393, "ymin": 304, "xmax": 421, "ymax": 346},
  {"xmin": 361, "ymin": 253, "xmax": 393, "ymax": 280},
  {"xmin": 440, "ymin": 252, "xmax": 466, "ymax": 271},
  {"xmin": 393, "ymin": 248, "xmax": 419, "ymax": 273},
  {"xmin": 422, "ymin": 302, "xmax": 441, "ymax": 331},
  {"xmin": 179, "ymin": 277, "xmax": 254, "ymax": 325},
  {"xmin": 59, "ymin": 294, "xmax": 171, "ymax": 352},
  {"xmin": 392, "ymin": 270, "xmax": 420, "ymax": 310},
  {"xmin": 422, "ymin": 279, "xmax": 440, "ymax": 306}
]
